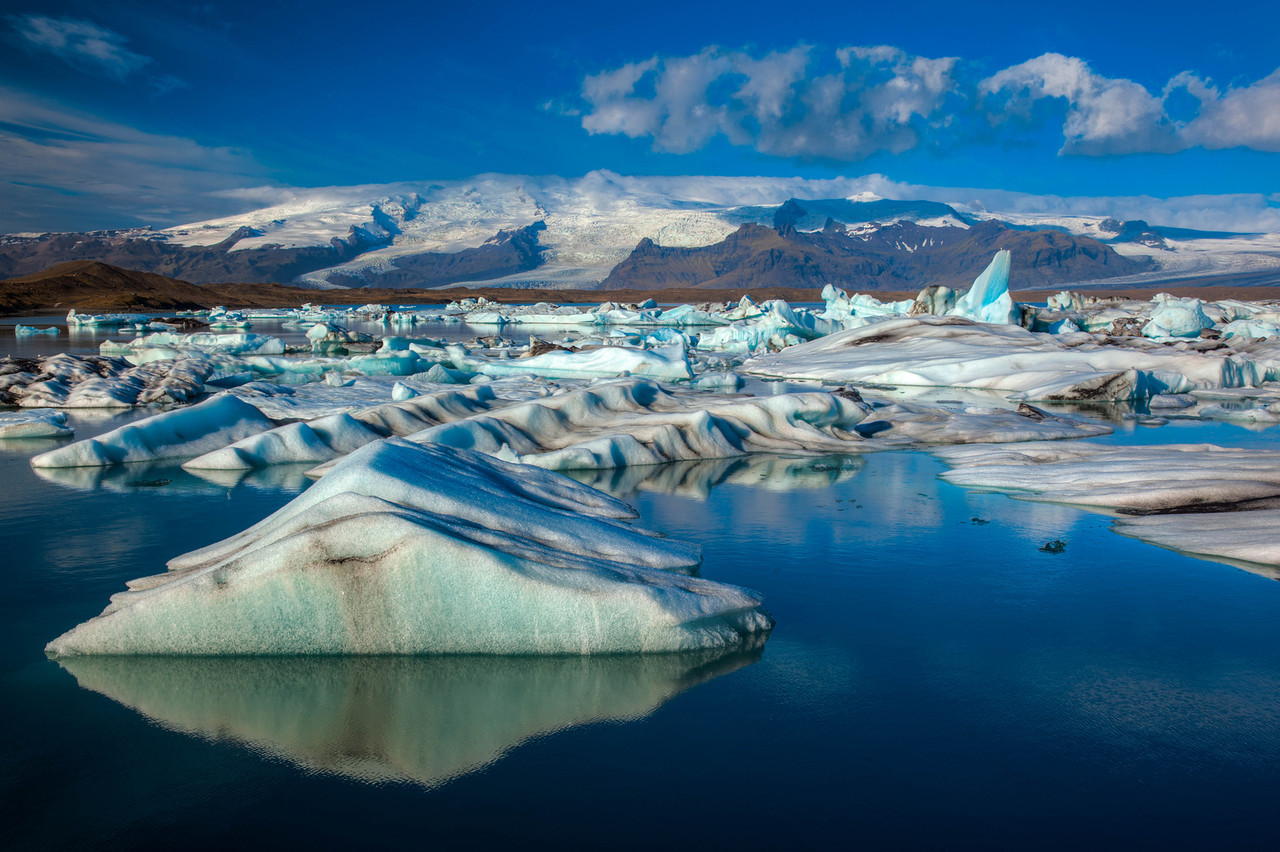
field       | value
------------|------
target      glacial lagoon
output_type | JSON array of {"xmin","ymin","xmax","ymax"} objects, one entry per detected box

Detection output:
[
  {"xmin": 5, "ymin": 303, "xmax": 1280, "ymax": 849},
  {"xmin": 4, "ymin": 409, "xmax": 1280, "ymax": 847}
]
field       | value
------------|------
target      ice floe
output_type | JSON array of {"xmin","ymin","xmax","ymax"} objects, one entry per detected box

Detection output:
[
  {"xmin": 46, "ymin": 439, "xmax": 773, "ymax": 655},
  {"xmin": 0, "ymin": 408, "xmax": 72, "ymax": 439},
  {"xmin": 1114, "ymin": 510, "xmax": 1280, "ymax": 571},
  {"xmin": 933, "ymin": 441, "xmax": 1280, "ymax": 513}
]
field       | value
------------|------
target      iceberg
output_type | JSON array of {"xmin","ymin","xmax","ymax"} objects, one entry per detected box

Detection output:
[
  {"xmin": 412, "ymin": 378, "xmax": 873, "ymax": 471},
  {"xmin": 46, "ymin": 439, "xmax": 773, "ymax": 655},
  {"xmin": 933, "ymin": 441, "xmax": 1280, "ymax": 513},
  {"xmin": 464, "ymin": 341, "xmax": 694, "ymax": 382},
  {"xmin": 183, "ymin": 387, "xmax": 501, "ymax": 470},
  {"xmin": 0, "ymin": 408, "xmax": 73, "ymax": 439},
  {"xmin": 745, "ymin": 316, "xmax": 1270, "ymax": 401},
  {"xmin": 949, "ymin": 250, "xmax": 1019, "ymax": 325},
  {"xmin": 1142, "ymin": 296, "xmax": 1215, "ymax": 339},
  {"xmin": 1114, "ymin": 510, "xmax": 1280, "ymax": 572},
  {"xmin": 30, "ymin": 394, "xmax": 274, "ymax": 468}
]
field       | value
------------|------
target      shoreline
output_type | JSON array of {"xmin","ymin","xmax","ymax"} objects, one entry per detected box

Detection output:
[{"xmin": 5, "ymin": 282, "xmax": 1280, "ymax": 317}]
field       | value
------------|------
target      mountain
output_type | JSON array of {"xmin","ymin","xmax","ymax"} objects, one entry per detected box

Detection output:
[
  {"xmin": 1, "ymin": 171, "xmax": 1276, "ymax": 291},
  {"xmin": 602, "ymin": 218, "xmax": 1147, "ymax": 291}
]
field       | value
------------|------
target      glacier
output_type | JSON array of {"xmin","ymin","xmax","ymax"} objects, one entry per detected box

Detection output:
[{"xmin": 46, "ymin": 439, "xmax": 774, "ymax": 656}]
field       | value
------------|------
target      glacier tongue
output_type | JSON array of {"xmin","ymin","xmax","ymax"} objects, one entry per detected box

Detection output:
[{"xmin": 46, "ymin": 438, "xmax": 773, "ymax": 656}]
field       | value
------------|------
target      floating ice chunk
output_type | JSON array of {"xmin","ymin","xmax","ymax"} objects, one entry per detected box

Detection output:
[
  {"xmin": 1114, "ymin": 510, "xmax": 1280, "ymax": 572},
  {"xmin": 182, "ymin": 387, "xmax": 503, "ymax": 469},
  {"xmin": 869, "ymin": 401, "xmax": 1112, "ymax": 445},
  {"xmin": 933, "ymin": 441, "xmax": 1280, "ymax": 513},
  {"xmin": 1143, "ymin": 296, "xmax": 1215, "ymax": 339},
  {"xmin": 949, "ymin": 250, "xmax": 1019, "ymax": 325},
  {"xmin": 466, "ymin": 341, "xmax": 693, "ymax": 381},
  {"xmin": 0, "ymin": 408, "xmax": 72, "ymax": 439},
  {"xmin": 1221, "ymin": 319, "xmax": 1280, "ymax": 340},
  {"xmin": 54, "ymin": 649, "xmax": 760, "ymax": 788},
  {"xmin": 14, "ymin": 325, "xmax": 59, "ymax": 336},
  {"xmin": 46, "ymin": 439, "xmax": 773, "ymax": 656},
  {"xmin": 694, "ymin": 371, "xmax": 744, "ymax": 391},
  {"xmin": 4, "ymin": 354, "xmax": 215, "ymax": 408},
  {"xmin": 30, "ymin": 394, "xmax": 274, "ymax": 468},
  {"xmin": 392, "ymin": 381, "xmax": 419, "ymax": 400},
  {"xmin": 101, "ymin": 332, "xmax": 285, "ymax": 357}
]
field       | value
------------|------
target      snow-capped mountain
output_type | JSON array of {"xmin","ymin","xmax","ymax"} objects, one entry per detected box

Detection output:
[{"xmin": 2, "ymin": 170, "xmax": 1279, "ymax": 291}]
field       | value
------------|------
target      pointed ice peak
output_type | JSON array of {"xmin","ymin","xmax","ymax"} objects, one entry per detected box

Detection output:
[{"xmin": 950, "ymin": 250, "xmax": 1019, "ymax": 325}]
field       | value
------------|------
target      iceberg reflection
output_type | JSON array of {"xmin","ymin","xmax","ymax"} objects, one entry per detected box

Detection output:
[
  {"xmin": 57, "ymin": 647, "xmax": 761, "ymax": 788},
  {"xmin": 563, "ymin": 453, "xmax": 865, "ymax": 499},
  {"xmin": 34, "ymin": 460, "xmax": 313, "ymax": 495}
]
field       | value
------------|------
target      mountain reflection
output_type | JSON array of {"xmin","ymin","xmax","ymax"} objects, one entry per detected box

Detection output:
[
  {"xmin": 57, "ymin": 647, "xmax": 761, "ymax": 788},
  {"xmin": 563, "ymin": 453, "xmax": 865, "ymax": 499}
]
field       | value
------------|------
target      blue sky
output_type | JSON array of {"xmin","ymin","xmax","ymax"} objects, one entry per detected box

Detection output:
[{"xmin": 2, "ymin": 0, "xmax": 1278, "ymax": 232}]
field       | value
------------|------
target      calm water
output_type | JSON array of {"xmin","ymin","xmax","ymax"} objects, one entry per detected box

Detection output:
[{"xmin": 4, "ymin": 325, "xmax": 1280, "ymax": 849}]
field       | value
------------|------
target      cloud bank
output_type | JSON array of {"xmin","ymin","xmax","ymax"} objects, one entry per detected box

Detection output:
[
  {"xmin": 0, "ymin": 88, "xmax": 268, "ymax": 232},
  {"xmin": 580, "ymin": 45, "xmax": 1280, "ymax": 160}
]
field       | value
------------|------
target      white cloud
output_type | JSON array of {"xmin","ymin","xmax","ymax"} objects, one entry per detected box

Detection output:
[
  {"xmin": 580, "ymin": 45, "xmax": 959, "ymax": 161},
  {"xmin": 0, "ymin": 87, "xmax": 271, "ymax": 231},
  {"xmin": 581, "ymin": 46, "xmax": 1280, "ymax": 160},
  {"xmin": 1175, "ymin": 69, "xmax": 1280, "ymax": 152},
  {"xmin": 981, "ymin": 53, "xmax": 1179, "ymax": 155},
  {"xmin": 9, "ymin": 14, "xmax": 151, "ymax": 80}
]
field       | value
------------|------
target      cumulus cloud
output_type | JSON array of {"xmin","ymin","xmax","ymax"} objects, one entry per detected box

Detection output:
[
  {"xmin": 581, "ymin": 45, "xmax": 959, "ymax": 160},
  {"xmin": 580, "ymin": 45, "xmax": 1280, "ymax": 160},
  {"xmin": 980, "ymin": 53, "xmax": 1179, "ymax": 155},
  {"xmin": 9, "ymin": 14, "xmax": 151, "ymax": 80},
  {"xmin": 0, "ymin": 87, "xmax": 270, "ymax": 231}
]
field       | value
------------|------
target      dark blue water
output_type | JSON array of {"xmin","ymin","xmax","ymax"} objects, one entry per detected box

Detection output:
[{"xmin": 5, "ymin": 409, "xmax": 1280, "ymax": 848}]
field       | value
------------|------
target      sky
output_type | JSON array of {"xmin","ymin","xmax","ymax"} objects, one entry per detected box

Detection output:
[{"xmin": 1, "ymin": 0, "xmax": 1279, "ymax": 233}]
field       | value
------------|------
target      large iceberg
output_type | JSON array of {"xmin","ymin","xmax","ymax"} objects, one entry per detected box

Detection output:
[{"xmin": 46, "ymin": 439, "xmax": 773, "ymax": 656}]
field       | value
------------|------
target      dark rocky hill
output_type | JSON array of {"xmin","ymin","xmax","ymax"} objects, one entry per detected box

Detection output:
[{"xmin": 601, "ymin": 218, "xmax": 1148, "ymax": 291}]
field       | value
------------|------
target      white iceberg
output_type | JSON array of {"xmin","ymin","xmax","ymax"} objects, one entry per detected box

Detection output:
[
  {"xmin": 46, "ymin": 439, "xmax": 773, "ymax": 656},
  {"xmin": 0, "ymin": 408, "xmax": 73, "ymax": 439},
  {"xmin": 1114, "ymin": 510, "xmax": 1280, "ymax": 572},
  {"xmin": 30, "ymin": 394, "xmax": 274, "ymax": 468},
  {"xmin": 745, "ymin": 316, "xmax": 1271, "ymax": 401},
  {"xmin": 933, "ymin": 441, "xmax": 1280, "ymax": 513}
]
